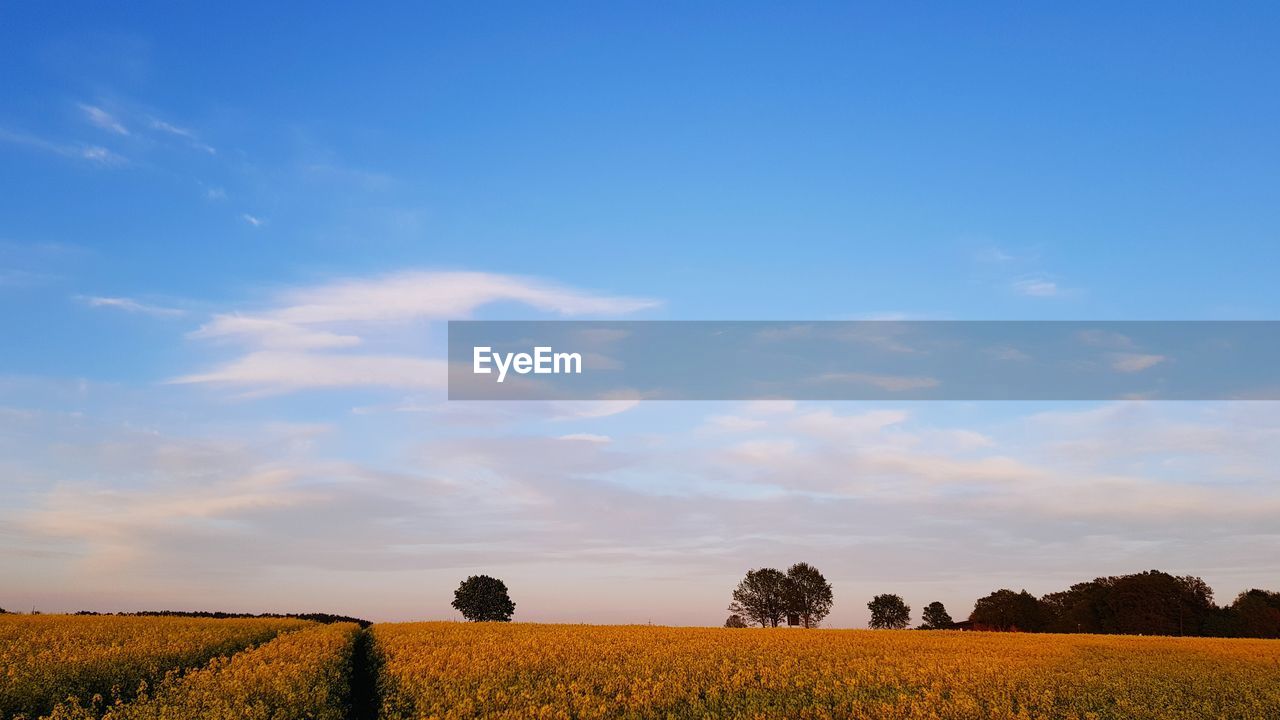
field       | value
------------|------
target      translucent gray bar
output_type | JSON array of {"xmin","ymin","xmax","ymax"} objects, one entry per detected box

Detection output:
[{"xmin": 448, "ymin": 321, "xmax": 1280, "ymax": 401}]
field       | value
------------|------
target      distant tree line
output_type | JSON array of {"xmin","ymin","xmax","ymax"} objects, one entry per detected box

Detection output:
[
  {"xmin": 68, "ymin": 609, "xmax": 372, "ymax": 627},
  {"xmin": 878, "ymin": 569, "xmax": 1280, "ymax": 638},
  {"xmin": 967, "ymin": 570, "xmax": 1280, "ymax": 638}
]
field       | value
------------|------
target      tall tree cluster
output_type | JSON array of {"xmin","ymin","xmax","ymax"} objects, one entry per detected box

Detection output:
[{"xmin": 728, "ymin": 563, "xmax": 834, "ymax": 628}]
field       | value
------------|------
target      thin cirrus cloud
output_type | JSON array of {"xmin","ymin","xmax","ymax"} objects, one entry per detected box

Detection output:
[
  {"xmin": 78, "ymin": 104, "xmax": 130, "ymax": 135},
  {"xmin": 1111, "ymin": 353, "xmax": 1166, "ymax": 373},
  {"xmin": 81, "ymin": 295, "xmax": 186, "ymax": 317},
  {"xmin": 171, "ymin": 351, "xmax": 449, "ymax": 394},
  {"xmin": 173, "ymin": 270, "xmax": 659, "ymax": 394},
  {"xmin": 0, "ymin": 128, "xmax": 126, "ymax": 165},
  {"xmin": 148, "ymin": 117, "xmax": 217, "ymax": 155},
  {"xmin": 1011, "ymin": 277, "xmax": 1061, "ymax": 297}
]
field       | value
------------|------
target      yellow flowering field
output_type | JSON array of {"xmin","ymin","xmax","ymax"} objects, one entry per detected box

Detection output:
[
  {"xmin": 0, "ymin": 615, "xmax": 306, "ymax": 720},
  {"xmin": 373, "ymin": 622, "xmax": 1280, "ymax": 720},
  {"xmin": 46, "ymin": 622, "xmax": 362, "ymax": 720}
]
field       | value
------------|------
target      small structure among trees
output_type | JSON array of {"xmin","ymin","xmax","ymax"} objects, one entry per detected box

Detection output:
[
  {"xmin": 728, "ymin": 563, "xmax": 834, "ymax": 628},
  {"xmin": 452, "ymin": 575, "xmax": 516, "ymax": 622},
  {"xmin": 867, "ymin": 594, "xmax": 911, "ymax": 629}
]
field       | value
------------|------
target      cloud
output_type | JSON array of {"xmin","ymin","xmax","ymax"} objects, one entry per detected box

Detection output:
[
  {"xmin": 78, "ymin": 104, "xmax": 129, "ymax": 135},
  {"xmin": 241, "ymin": 214, "xmax": 264, "ymax": 227},
  {"xmin": 169, "ymin": 351, "xmax": 447, "ymax": 394},
  {"xmin": 148, "ymin": 117, "xmax": 217, "ymax": 154},
  {"xmin": 558, "ymin": 433, "xmax": 612, "ymax": 443},
  {"xmin": 0, "ymin": 128, "xmax": 126, "ymax": 165},
  {"xmin": 81, "ymin": 296, "xmax": 185, "ymax": 318},
  {"xmin": 1012, "ymin": 277, "xmax": 1061, "ymax": 297},
  {"xmin": 8, "ymin": 397, "xmax": 1280, "ymax": 624},
  {"xmin": 975, "ymin": 246, "xmax": 1015, "ymax": 263},
  {"xmin": 190, "ymin": 316, "xmax": 361, "ymax": 350},
  {"xmin": 985, "ymin": 345, "xmax": 1030, "ymax": 361},
  {"xmin": 1112, "ymin": 353, "xmax": 1166, "ymax": 373},
  {"xmin": 811, "ymin": 372, "xmax": 940, "ymax": 392},
  {"xmin": 176, "ymin": 271, "xmax": 658, "ymax": 394},
  {"xmin": 270, "ymin": 271, "xmax": 658, "ymax": 324}
]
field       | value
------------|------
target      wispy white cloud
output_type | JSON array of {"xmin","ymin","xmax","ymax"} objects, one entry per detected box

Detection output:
[
  {"xmin": 0, "ymin": 128, "xmax": 126, "ymax": 165},
  {"xmin": 1012, "ymin": 277, "xmax": 1061, "ymax": 297},
  {"xmin": 811, "ymin": 372, "xmax": 940, "ymax": 392},
  {"xmin": 80, "ymin": 296, "xmax": 185, "ymax": 318},
  {"xmin": 1111, "ymin": 353, "xmax": 1166, "ymax": 373},
  {"xmin": 558, "ymin": 433, "xmax": 612, "ymax": 443},
  {"xmin": 176, "ymin": 270, "xmax": 658, "ymax": 394},
  {"xmin": 78, "ymin": 104, "xmax": 129, "ymax": 135},
  {"xmin": 148, "ymin": 117, "xmax": 217, "ymax": 155},
  {"xmin": 241, "ymin": 214, "xmax": 264, "ymax": 227},
  {"xmin": 190, "ymin": 316, "xmax": 360, "ymax": 350},
  {"xmin": 975, "ymin": 246, "xmax": 1015, "ymax": 263},
  {"xmin": 170, "ymin": 351, "xmax": 448, "ymax": 394}
]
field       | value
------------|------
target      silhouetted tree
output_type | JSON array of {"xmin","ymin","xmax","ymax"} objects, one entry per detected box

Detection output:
[
  {"xmin": 785, "ymin": 562, "xmax": 834, "ymax": 628},
  {"xmin": 919, "ymin": 601, "xmax": 954, "ymax": 629},
  {"xmin": 452, "ymin": 575, "xmax": 515, "ymax": 622},
  {"xmin": 867, "ymin": 594, "xmax": 911, "ymax": 629},
  {"xmin": 724, "ymin": 613, "xmax": 749, "ymax": 629},
  {"xmin": 1104, "ymin": 570, "xmax": 1213, "ymax": 636},
  {"xmin": 1043, "ymin": 580, "xmax": 1110, "ymax": 633},
  {"xmin": 729, "ymin": 568, "xmax": 790, "ymax": 627},
  {"xmin": 1232, "ymin": 589, "xmax": 1280, "ymax": 638},
  {"xmin": 970, "ymin": 589, "xmax": 1048, "ymax": 632}
]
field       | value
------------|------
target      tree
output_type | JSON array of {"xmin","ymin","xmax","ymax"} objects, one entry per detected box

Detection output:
[
  {"xmin": 1232, "ymin": 589, "xmax": 1280, "ymax": 639},
  {"xmin": 969, "ymin": 589, "xmax": 1048, "ymax": 632},
  {"xmin": 920, "ymin": 601, "xmax": 954, "ymax": 629},
  {"xmin": 1103, "ymin": 570, "xmax": 1213, "ymax": 636},
  {"xmin": 451, "ymin": 575, "xmax": 515, "ymax": 622},
  {"xmin": 785, "ymin": 562, "xmax": 834, "ymax": 629},
  {"xmin": 867, "ymin": 594, "xmax": 911, "ymax": 629},
  {"xmin": 724, "ymin": 613, "xmax": 749, "ymax": 629},
  {"xmin": 1043, "ymin": 580, "xmax": 1109, "ymax": 633},
  {"xmin": 729, "ymin": 568, "xmax": 790, "ymax": 628}
]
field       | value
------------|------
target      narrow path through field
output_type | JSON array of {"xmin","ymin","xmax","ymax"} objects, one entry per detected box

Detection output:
[{"xmin": 348, "ymin": 628, "xmax": 380, "ymax": 720}]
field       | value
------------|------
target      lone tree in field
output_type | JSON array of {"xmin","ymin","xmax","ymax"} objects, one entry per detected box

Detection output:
[
  {"xmin": 867, "ymin": 594, "xmax": 911, "ymax": 629},
  {"xmin": 785, "ymin": 562, "xmax": 834, "ymax": 628},
  {"xmin": 729, "ymin": 568, "xmax": 790, "ymax": 627},
  {"xmin": 452, "ymin": 575, "xmax": 516, "ymax": 622},
  {"xmin": 920, "ymin": 601, "xmax": 955, "ymax": 629},
  {"xmin": 724, "ymin": 613, "xmax": 749, "ymax": 628}
]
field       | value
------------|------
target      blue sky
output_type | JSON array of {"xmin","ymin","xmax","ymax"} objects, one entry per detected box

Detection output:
[{"xmin": 2, "ymin": 4, "xmax": 1279, "ymax": 624}]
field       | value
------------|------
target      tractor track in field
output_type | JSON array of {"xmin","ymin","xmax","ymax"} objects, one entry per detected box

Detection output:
[{"xmin": 349, "ymin": 627, "xmax": 381, "ymax": 720}]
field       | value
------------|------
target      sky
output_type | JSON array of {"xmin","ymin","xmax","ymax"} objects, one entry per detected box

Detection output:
[{"xmin": 1, "ymin": 3, "xmax": 1279, "ymax": 626}]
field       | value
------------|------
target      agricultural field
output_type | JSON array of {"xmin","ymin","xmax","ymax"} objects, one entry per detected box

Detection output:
[
  {"xmin": 374, "ymin": 622, "xmax": 1280, "ymax": 720},
  {"xmin": 5, "ymin": 616, "xmax": 1280, "ymax": 719},
  {"xmin": 0, "ymin": 615, "xmax": 306, "ymax": 720}
]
